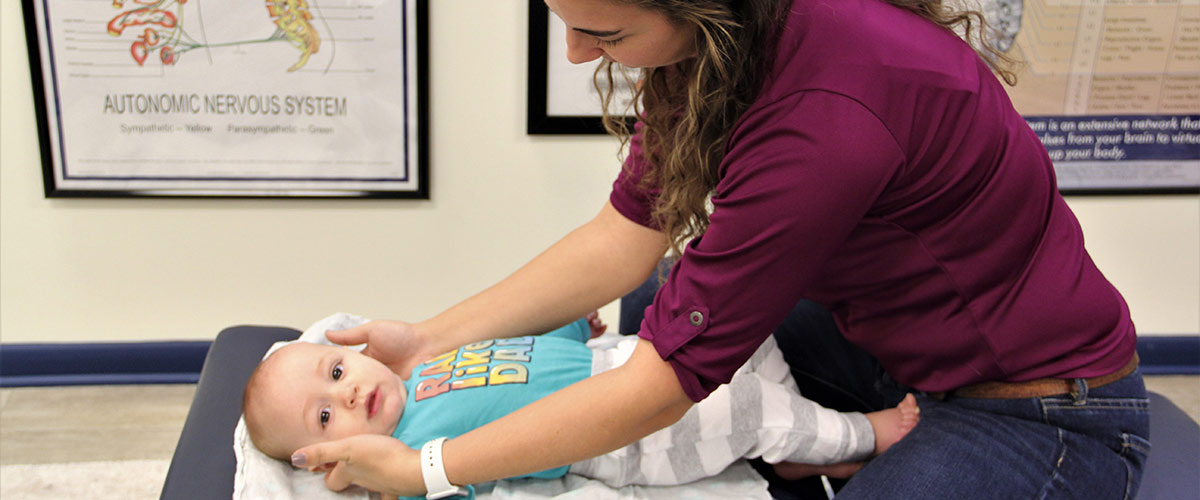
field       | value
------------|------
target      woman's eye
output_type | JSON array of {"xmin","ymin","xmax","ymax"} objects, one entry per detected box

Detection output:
[
  {"xmin": 598, "ymin": 37, "xmax": 625, "ymax": 47},
  {"xmin": 331, "ymin": 362, "xmax": 343, "ymax": 380},
  {"xmin": 319, "ymin": 408, "xmax": 331, "ymax": 427}
]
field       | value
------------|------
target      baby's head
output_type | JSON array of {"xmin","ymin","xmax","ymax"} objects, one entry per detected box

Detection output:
[{"xmin": 243, "ymin": 342, "xmax": 407, "ymax": 461}]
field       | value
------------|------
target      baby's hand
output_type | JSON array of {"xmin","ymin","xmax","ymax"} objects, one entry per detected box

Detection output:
[{"xmin": 586, "ymin": 311, "xmax": 607, "ymax": 338}]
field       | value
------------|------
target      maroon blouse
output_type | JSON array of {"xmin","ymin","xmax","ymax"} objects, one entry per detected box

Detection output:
[{"xmin": 611, "ymin": 0, "xmax": 1136, "ymax": 401}]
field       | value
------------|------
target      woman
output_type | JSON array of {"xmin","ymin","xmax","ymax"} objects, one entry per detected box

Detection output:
[{"xmin": 292, "ymin": 0, "xmax": 1150, "ymax": 498}]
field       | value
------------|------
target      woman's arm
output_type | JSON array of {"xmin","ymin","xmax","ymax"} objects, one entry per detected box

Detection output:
[
  {"xmin": 418, "ymin": 201, "xmax": 669, "ymax": 354},
  {"xmin": 325, "ymin": 201, "xmax": 668, "ymax": 376},
  {"xmin": 444, "ymin": 338, "xmax": 692, "ymax": 485}
]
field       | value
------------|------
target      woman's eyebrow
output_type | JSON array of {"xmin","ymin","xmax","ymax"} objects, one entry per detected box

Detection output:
[
  {"xmin": 574, "ymin": 27, "xmax": 623, "ymax": 37},
  {"xmin": 543, "ymin": 3, "xmax": 622, "ymax": 37}
]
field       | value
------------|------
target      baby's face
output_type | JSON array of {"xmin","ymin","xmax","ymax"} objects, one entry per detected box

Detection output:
[{"xmin": 257, "ymin": 342, "xmax": 406, "ymax": 457}]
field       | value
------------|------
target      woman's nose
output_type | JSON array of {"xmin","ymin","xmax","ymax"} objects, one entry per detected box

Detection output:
[{"xmin": 564, "ymin": 30, "xmax": 603, "ymax": 64}]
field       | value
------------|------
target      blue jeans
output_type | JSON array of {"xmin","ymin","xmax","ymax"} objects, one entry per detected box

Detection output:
[{"xmin": 771, "ymin": 300, "xmax": 1151, "ymax": 500}]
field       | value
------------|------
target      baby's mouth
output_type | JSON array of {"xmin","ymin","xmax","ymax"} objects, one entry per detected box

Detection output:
[{"xmin": 367, "ymin": 389, "xmax": 380, "ymax": 419}]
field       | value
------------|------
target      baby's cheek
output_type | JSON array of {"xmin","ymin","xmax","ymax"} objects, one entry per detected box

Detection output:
[{"xmin": 329, "ymin": 426, "xmax": 362, "ymax": 442}]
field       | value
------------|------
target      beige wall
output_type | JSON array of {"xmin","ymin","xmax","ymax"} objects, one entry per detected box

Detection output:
[{"xmin": 2, "ymin": 2, "xmax": 1196, "ymax": 343}]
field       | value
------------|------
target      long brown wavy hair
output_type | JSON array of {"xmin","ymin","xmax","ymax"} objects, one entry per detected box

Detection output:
[{"xmin": 597, "ymin": 0, "xmax": 1019, "ymax": 257}]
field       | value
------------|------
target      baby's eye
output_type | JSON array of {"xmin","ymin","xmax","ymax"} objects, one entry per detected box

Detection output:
[
  {"xmin": 320, "ymin": 407, "xmax": 331, "ymax": 428},
  {"xmin": 331, "ymin": 362, "xmax": 344, "ymax": 381}
]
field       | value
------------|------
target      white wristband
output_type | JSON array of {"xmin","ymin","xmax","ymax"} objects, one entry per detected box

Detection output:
[{"xmin": 420, "ymin": 437, "xmax": 468, "ymax": 500}]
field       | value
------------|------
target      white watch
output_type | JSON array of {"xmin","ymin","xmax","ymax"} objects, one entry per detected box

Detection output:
[{"xmin": 420, "ymin": 437, "xmax": 469, "ymax": 499}]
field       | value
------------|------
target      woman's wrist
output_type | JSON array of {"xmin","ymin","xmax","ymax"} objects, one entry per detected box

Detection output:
[
  {"xmin": 420, "ymin": 437, "xmax": 469, "ymax": 499},
  {"xmin": 412, "ymin": 317, "xmax": 464, "ymax": 357}
]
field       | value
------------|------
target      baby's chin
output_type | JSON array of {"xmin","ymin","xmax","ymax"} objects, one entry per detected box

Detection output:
[
  {"xmin": 374, "ymin": 409, "xmax": 403, "ymax": 438},
  {"xmin": 379, "ymin": 381, "xmax": 406, "ymax": 436}
]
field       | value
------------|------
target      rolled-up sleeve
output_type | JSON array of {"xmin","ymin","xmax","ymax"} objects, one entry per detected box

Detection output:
[
  {"xmin": 610, "ymin": 121, "xmax": 660, "ymax": 230},
  {"xmin": 626, "ymin": 92, "xmax": 906, "ymax": 401}
]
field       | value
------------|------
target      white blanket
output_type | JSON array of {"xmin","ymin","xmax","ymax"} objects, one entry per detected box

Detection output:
[{"xmin": 232, "ymin": 313, "xmax": 772, "ymax": 500}]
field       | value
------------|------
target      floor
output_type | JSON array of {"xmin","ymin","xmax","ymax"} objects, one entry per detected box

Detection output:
[
  {"xmin": 0, "ymin": 384, "xmax": 195, "ymax": 465},
  {"xmin": 0, "ymin": 376, "xmax": 1196, "ymax": 491}
]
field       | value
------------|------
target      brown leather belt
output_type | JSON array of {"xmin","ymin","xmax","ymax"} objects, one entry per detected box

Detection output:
[{"xmin": 932, "ymin": 353, "xmax": 1139, "ymax": 400}]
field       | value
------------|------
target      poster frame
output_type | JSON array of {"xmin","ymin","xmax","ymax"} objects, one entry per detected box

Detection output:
[
  {"xmin": 526, "ymin": 1, "xmax": 634, "ymax": 135},
  {"xmin": 23, "ymin": 0, "xmax": 430, "ymax": 199}
]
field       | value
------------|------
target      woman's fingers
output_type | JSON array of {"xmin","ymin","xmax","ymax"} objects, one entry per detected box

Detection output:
[
  {"xmin": 292, "ymin": 439, "xmax": 349, "ymax": 470},
  {"xmin": 324, "ymin": 323, "xmax": 371, "ymax": 346},
  {"xmin": 294, "ymin": 434, "xmax": 425, "ymax": 497},
  {"xmin": 322, "ymin": 463, "xmax": 355, "ymax": 492},
  {"xmin": 295, "ymin": 440, "xmax": 364, "ymax": 492},
  {"xmin": 324, "ymin": 320, "xmax": 424, "ymax": 375}
]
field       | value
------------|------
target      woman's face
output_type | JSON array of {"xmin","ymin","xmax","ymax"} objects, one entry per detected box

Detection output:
[{"xmin": 545, "ymin": 0, "xmax": 698, "ymax": 68}]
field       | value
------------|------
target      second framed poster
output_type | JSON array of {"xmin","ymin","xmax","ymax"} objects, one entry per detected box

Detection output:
[{"xmin": 527, "ymin": 1, "xmax": 635, "ymax": 135}]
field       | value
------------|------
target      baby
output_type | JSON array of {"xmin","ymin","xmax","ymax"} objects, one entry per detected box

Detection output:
[{"xmin": 243, "ymin": 317, "xmax": 918, "ymax": 497}]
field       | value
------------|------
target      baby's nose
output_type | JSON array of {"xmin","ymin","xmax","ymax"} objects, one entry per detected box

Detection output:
[{"xmin": 342, "ymin": 385, "xmax": 359, "ymax": 407}]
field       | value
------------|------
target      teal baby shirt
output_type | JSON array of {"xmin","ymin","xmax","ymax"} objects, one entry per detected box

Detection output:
[{"xmin": 392, "ymin": 319, "xmax": 594, "ymax": 499}]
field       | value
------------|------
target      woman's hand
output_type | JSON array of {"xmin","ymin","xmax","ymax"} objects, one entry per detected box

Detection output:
[
  {"xmin": 291, "ymin": 434, "xmax": 425, "ymax": 500},
  {"xmin": 325, "ymin": 320, "xmax": 437, "ymax": 378}
]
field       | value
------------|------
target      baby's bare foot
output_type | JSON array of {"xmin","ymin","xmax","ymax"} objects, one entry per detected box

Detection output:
[
  {"xmin": 772, "ymin": 394, "xmax": 919, "ymax": 480},
  {"xmin": 865, "ymin": 393, "xmax": 919, "ymax": 455}
]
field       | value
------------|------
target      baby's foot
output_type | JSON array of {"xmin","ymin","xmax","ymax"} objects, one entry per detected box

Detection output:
[
  {"xmin": 865, "ymin": 393, "xmax": 919, "ymax": 455},
  {"xmin": 772, "ymin": 394, "xmax": 920, "ymax": 480}
]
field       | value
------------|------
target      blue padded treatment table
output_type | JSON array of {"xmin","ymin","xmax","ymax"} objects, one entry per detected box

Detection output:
[
  {"xmin": 161, "ymin": 326, "xmax": 299, "ymax": 500},
  {"xmin": 1140, "ymin": 392, "xmax": 1200, "ymax": 500},
  {"xmin": 161, "ymin": 286, "xmax": 1198, "ymax": 499}
]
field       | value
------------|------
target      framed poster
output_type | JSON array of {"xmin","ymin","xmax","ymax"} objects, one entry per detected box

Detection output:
[
  {"xmin": 977, "ymin": 0, "xmax": 1198, "ymax": 194},
  {"xmin": 527, "ymin": 1, "xmax": 635, "ymax": 135},
  {"xmin": 23, "ymin": 0, "xmax": 429, "ymax": 198}
]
